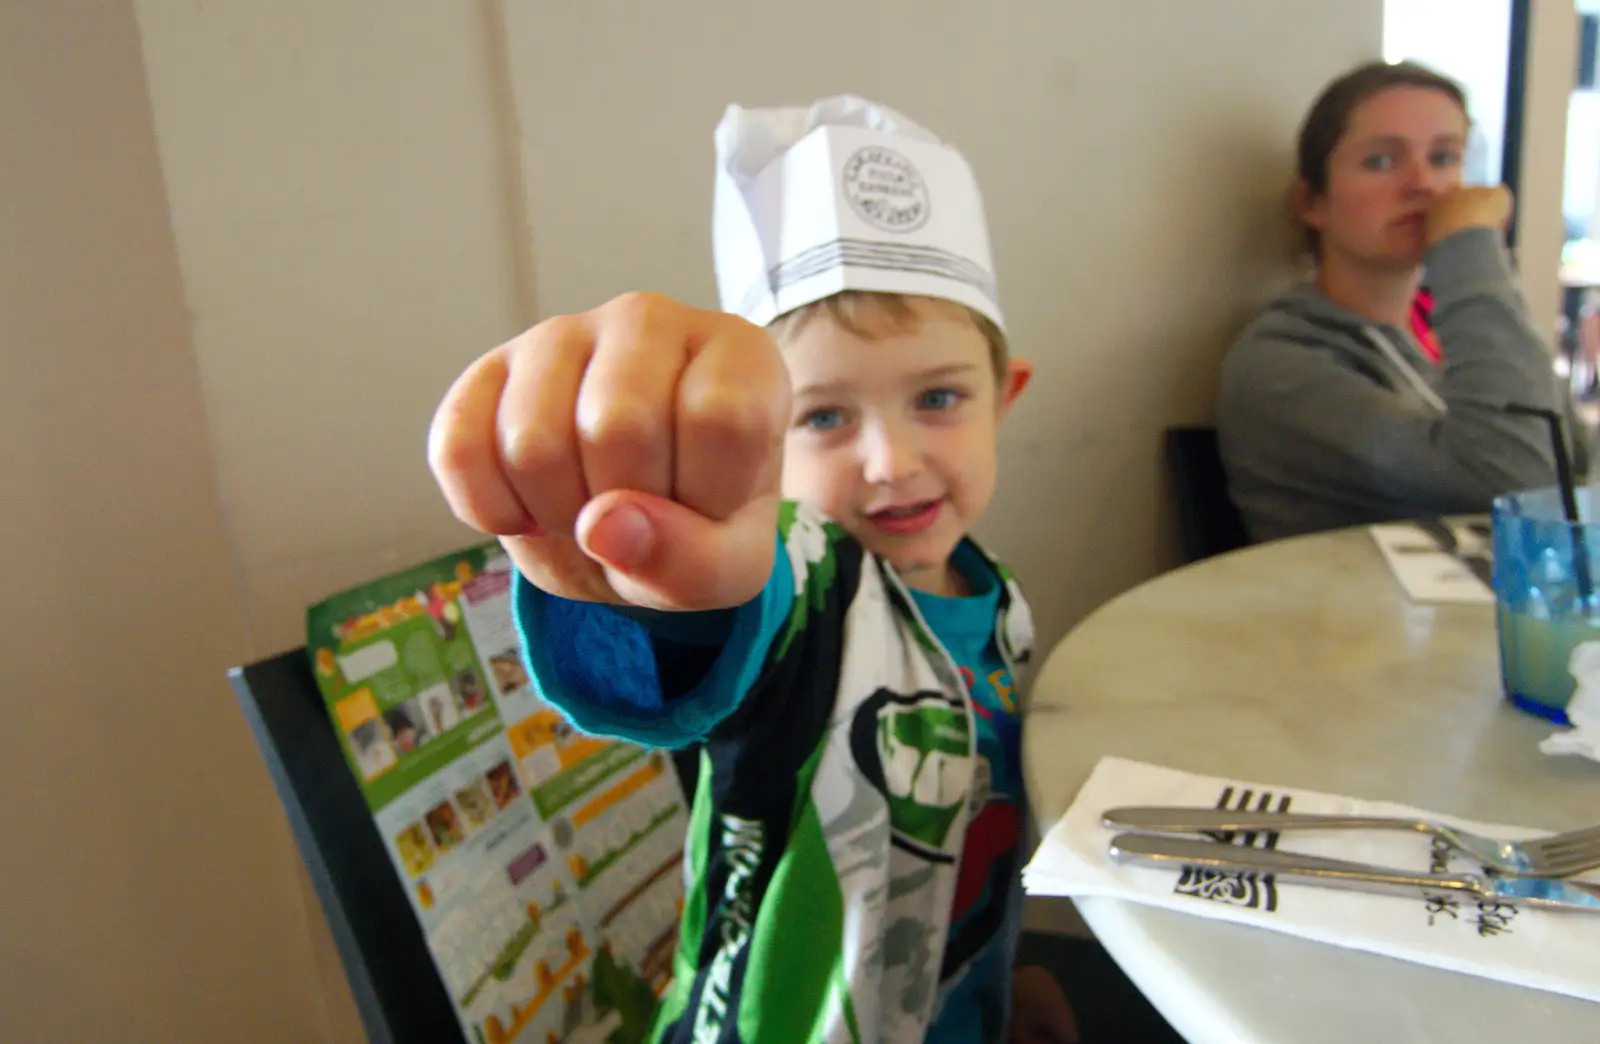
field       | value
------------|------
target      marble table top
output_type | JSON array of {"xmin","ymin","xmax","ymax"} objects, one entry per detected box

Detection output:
[{"xmin": 1023, "ymin": 525, "xmax": 1600, "ymax": 1044}]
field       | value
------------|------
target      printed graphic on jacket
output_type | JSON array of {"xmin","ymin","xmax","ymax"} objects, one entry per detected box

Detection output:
[
  {"xmin": 594, "ymin": 502, "xmax": 1035, "ymax": 1044},
  {"xmin": 851, "ymin": 690, "xmax": 972, "ymax": 862}
]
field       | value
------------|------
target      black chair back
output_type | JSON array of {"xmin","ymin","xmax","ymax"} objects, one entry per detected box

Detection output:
[
  {"xmin": 231, "ymin": 650, "xmax": 461, "ymax": 1044},
  {"xmin": 1164, "ymin": 425, "xmax": 1249, "ymax": 563}
]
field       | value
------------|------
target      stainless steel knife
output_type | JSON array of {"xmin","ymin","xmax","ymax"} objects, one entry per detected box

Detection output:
[
  {"xmin": 1108, "ymin": 832, "xmax": 1600, "ymax": 913},
  {"xmin": 1103, "ymin": 806, "xmax": 1435, "ymax": 836}
]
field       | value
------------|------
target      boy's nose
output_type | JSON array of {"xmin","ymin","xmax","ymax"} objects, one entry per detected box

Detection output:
[{"xmin": 860, "ymin": 422, "xmax": 922, "ymax": 485}]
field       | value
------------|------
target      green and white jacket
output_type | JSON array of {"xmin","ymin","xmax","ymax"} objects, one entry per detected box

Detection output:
[{"xmin": 515, "ymin": 501, "xmax": 1035, "ymax": 1043}]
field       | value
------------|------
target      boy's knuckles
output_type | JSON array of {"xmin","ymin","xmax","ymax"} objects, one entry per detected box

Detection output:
[
  {"xmin": 426, "ymin": 420, "xmax": 484, "ymax": 485},
  {"xmin": 575, "ymin": 405, "xmax": 670, "ymax": 467},
  {"xmin": 678, "ymin": 392, "xmax": 782, "ymax": 455},
  {"xmin": 498, "ymin": 423, "xmax": 573, "ymax": 484},
  {"xmin": 596, "ymin": 291, "xmax": 681, "ymax": 339},
  {"xmin": 522, "ymin": 313, "xmax": 589, "ymax": 353}
]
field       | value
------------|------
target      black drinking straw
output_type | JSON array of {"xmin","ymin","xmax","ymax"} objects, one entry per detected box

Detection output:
[{"xmin": 1506, "ymin": 403, "xmax": 1592, "ymax": 604}]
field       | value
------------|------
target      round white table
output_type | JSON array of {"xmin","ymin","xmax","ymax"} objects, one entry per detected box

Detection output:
[{"xmin": 1023, "ymin": 526, "xmax": 1600, "ymax": 1044}]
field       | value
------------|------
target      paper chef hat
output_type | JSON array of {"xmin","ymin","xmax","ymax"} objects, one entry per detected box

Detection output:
[{"xmin": 712, "ymin": 95, "xmax": 1004, "ymax": 331}]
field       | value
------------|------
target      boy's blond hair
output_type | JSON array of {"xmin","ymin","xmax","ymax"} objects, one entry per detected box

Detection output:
[{"xmin": 767, "ymin": 291, "xmax": 1009, "ymax": 379}]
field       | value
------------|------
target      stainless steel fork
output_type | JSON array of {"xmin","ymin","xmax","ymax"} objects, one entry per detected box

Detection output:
[{"xmin": 1101, "ymin": 807, "xmax": 1600, "ymax": 877}]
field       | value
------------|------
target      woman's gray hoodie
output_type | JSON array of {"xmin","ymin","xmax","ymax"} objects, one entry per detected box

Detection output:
[{"xmin": 1216, "ymin": 228, "xmax": 1566, "ymax": 543}]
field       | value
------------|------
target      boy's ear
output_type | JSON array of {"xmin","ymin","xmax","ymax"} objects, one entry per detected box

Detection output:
[{"xmin": 998, "ymin": 359, "xmax": 1032, "ymax": 416}]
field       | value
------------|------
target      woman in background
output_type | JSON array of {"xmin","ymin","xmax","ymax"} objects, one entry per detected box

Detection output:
[{"xmin": 1216, "ymin": 60, "xmax": 1566, "ymax": 543}]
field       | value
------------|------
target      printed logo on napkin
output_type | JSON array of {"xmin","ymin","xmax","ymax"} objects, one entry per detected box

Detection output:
[
  {"xmin": 1155, "ymin": 782, "xmax": 1520, "ymax": 936},
  {"xmin": 1022, "ymin": 756, "xmax": 1598, "ymax": 1004},
  {"xmin": 1168, "ymin": 785, "xmax": 1293, "ymax": 914}
]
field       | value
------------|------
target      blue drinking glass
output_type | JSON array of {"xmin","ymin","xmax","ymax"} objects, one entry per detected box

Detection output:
[{"xmin": 1491, "ymin": 486, "xmax": 1600, "ymax": 725}]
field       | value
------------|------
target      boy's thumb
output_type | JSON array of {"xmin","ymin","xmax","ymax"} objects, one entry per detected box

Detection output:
[
  {"xmin": 576, "ymin": 489, "xmax": 777, "ymax": 611},
  {"xmin": 580, "ymin": 500, "xmax": 656, "ymax": 570}
]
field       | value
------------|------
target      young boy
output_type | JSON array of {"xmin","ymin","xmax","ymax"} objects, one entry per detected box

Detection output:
[{"xmin": 429, "ymin": 95, "xmax": 1075, "ymax": 1044}]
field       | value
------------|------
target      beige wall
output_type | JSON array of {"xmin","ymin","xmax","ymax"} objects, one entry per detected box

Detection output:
[
  {"xmin": 132, "ymin": 2, "xmax": 531, "ymax": 660},
  {"xmin": 0, "ymin": 2, "xmax": 330, "ymax": 1041}
]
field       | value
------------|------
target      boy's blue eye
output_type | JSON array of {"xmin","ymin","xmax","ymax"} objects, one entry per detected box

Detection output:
[
  {"xmin": 917, "ymin": 388, "xmax": 962, "ymax": 411},
  {"xmin": 801, "ymin": 408, "xmax": 845, "ymax": 431},
  {"xmin": 1360, "ymin": 152, "xmax": 1396, "ymax": 172},
  {"xmin": 1429, "ymin": 148, "xmax": 1462, "ymax": 168}
]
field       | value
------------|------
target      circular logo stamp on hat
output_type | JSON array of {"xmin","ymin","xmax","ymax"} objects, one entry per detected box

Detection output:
[{"xmin": 842, "ymin": 146, "xmax": 930, "ymax": 233}]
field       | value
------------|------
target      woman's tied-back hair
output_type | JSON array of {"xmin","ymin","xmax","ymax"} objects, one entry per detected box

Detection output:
[{"xmin": 1294, "ymin": 60, "xmax": 1469, "ymax": 259}]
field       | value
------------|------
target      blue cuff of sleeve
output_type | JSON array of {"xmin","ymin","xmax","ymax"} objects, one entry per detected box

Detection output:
[{"xmin": 510, "ymin": 538, "xmax": 793, "ymax": 748}]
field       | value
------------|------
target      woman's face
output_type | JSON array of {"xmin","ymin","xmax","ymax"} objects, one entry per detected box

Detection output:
[{"xmin": 1301, "ymin": 85, "xmax": 1469, "ymax": 271}]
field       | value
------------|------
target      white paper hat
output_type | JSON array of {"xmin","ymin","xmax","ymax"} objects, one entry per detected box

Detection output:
[{"xmin": 712, "ymin": 94, "xmax": 1004, "ymax": 331}]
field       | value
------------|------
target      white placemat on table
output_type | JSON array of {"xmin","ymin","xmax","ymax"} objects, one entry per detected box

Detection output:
[
  {"xmin": 1023, "ymin": 756, "xmax": 1599, "ymax": 1004},
  {"xmin": 1368, "ymin": 522, "xmax": 1493, "ymax": 604}
]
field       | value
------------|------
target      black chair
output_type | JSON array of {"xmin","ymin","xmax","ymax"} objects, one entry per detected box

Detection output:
[
  {"xmin": 1164, "ymin": 425, "xmax": 1249, "ymax": 564},
  {"xmin": 231, "ymin": 650, "xmax": 461, "ymax": 1043}
]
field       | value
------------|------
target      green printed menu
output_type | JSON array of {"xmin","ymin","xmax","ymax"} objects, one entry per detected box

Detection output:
[{"xmin": 307, "ymin": 545, "xmax": 687, "ymax": 1043}]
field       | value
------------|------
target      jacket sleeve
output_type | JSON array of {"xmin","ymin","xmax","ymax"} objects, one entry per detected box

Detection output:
[
  {"xmin": 508, "ymin": 502, "xmax": 863, "ymax": 749},
  {"xmin": 511, "ymin": 534, "xmax": 795, "ymax": 748},
  {"xmin": 1223, "ymin": 228, "xmax": 1560, "ymax": 515}
]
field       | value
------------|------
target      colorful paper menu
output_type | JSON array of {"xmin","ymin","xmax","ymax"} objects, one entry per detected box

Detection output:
[{"xmin": 307, "ymin": 544, "xmax": 686, "ymax": 1043}]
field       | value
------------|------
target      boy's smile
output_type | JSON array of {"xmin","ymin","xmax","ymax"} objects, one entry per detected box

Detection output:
[
  {"xmin": 775, "ymin": 296, "xmax": 1030, "ymax": 596},
  {"xmin": 866, "ymin": 498, "xmax": 946, "ymax": 535}
]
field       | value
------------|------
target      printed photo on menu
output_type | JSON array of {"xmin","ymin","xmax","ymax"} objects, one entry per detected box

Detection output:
[{"xmin": 308, "ymin": 545, "xmax": 689, "ymax": 1043}]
